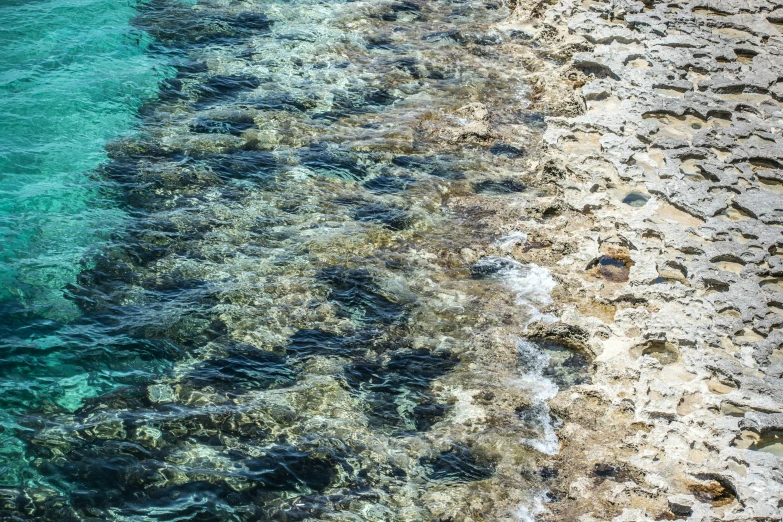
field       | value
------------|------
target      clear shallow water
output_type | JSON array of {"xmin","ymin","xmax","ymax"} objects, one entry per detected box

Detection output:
[
  {"xmin": 0, "ymin": 0, "xmax": 170, "ymax": 316},
  {"xmin": 0, "ymin": 0, "xmax": 171, "ymax": 488},
  {"xmin": 0, "ymin": 0, "xmax": 587, "ymax": 519}
]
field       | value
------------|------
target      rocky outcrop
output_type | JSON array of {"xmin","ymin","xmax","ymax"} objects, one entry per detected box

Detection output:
[{"xmin": 498, "ymin": 0, "xmax": 783, "ymax": 519}]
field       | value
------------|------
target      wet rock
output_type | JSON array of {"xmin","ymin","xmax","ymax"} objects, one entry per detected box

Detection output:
[
  {"xmin": 489, "ymin": 143, "xmax": 525, "ymax": 158},
  {"xmin": 469, "ymin": 256, "xmax": 521, "ymax": 278},
  {"xmin": 540, "ymin": 343, "xmax": 592, "ymax": 388},
  {"xmin": 472, "ymin": 179, "xmax": 527, "ymax": 195},
  {"xmin": 592, "ymin": 463, "xmax": 635, "ymax": 484}
]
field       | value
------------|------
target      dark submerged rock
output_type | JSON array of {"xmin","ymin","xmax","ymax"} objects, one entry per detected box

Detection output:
[
  {"xmin": 312, "ymin": 88, "xmax": 397, "ymax": 121},
  {"xmin": 420, "ymin": 445, "xmax": 496, "ymax": 482},
  {"xmin": 195, "ymin": 75, "xmax": 262, "ymax": 106},
  {"xmin": 489, "ymin": 143, "xmax": 525, "ymax": 158},
  {"xmin": 341, "ymin": 349, "xmax": 458, "ymax": 432},
  {"xmin": 255, "ymin": 92, "xmax": 319, "ymax": 113},
  {"xmin": 185, "ymin": 344, "xmax": 297, "ymax": 391},
  {"xmin": 317, "ymin": 267, "xmax": 405, "ymax": 326},
  {"xmin": 362, "ymin": 173, "xmax": 416, "ymax": 194},
  {"xmin": 189, "ymin": 116, "xmax": 255, "ymax": 136},
  {"xmin": 298, "ymin": 144, "xmax": 369, "ymax": 181},
  {"xmin": 195, "ymin": 150, "xmax": 277, "ymax": 182},
  {"xmin": 286, "ymin": 329, "xmax": 368, "ymax": 359},
  {"xmin": 391, "ymin": 154, "xmax": 466, "ymax": 180},
  {"xmin": 473, "ymin": 179, "xmax": 527, "ymax": 194},
  {"xmin": 351, "ymin": 203, "xmax": 413, "ymax": 231}
]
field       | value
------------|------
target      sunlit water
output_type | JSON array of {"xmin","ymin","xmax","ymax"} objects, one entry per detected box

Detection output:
[
  {"xmin": 0, "ymin": 0, "xmax": 590, "ymax": 519},
  {"xmin": 0, "ymin": 0, "xmax": 171, "ymax": 490}
]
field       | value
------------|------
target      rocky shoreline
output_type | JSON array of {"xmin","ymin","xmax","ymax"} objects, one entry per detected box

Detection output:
[
  {"xmin": 0, "ymin": 0, "xmax": 780, "ymax": 520},
  {"xmin": 492, "ymin": 0, "xmax": 783, "ymax": 519}
]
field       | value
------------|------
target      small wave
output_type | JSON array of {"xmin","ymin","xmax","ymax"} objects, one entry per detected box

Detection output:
[
  {"xmin": 516, "ymin": 339, "xmax": 560, "ymax": 455},
  {"xmin": 495, "ymin": 231, "xmax": 528, "ymax": 249},
  {"xmin": 471, "ymin": 256, "xmax": 557, "ymax": 324}
]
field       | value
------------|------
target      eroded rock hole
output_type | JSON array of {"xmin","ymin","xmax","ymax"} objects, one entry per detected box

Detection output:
[
  {"xmin": 622, "ymin": 192, "xmax": 649, "ymax": 207},
  {"xmin": 587, "ymin": 255, "xmax": 634, "ymax": 282}
]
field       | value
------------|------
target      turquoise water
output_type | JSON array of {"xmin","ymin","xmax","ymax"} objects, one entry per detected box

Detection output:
[
  {"xmin": 0, "ymin": 0, "xmax": 168, "ymax": 320},
  {"xmin": 0, "ymin": 0, "xmax": 170, "ymax": 488}
]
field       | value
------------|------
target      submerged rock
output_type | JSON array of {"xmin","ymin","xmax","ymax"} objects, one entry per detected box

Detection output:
[
  {"xmin": 473, "ymin": 179, "xmax": 526, "ymax": 194},
  {"xmin": 351, "ymin": 202, "xmax": 413, "ymax": 230},
  {"xmin": 317, "ymin": 267, "xmax": 406, "ymax": 325},
  {"xmin": 420, "ymin": 445, "xmax": 496, "ymax": 483},
  {"xmin": 185, "ymin": 345, "xmax": 297, "ymax": 391},
  {"xmin": 298, "ymin": 144, "xmax": 369, "ymax": 181}
]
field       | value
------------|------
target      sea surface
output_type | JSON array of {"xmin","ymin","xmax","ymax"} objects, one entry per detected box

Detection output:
[{"xmin": 0, "ymin": 0, "xmax": 587, "ymax": 519}]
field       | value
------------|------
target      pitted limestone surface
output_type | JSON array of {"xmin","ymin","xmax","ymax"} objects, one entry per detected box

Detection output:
[{"xmin": 497, "ymin": 0, "xmax": 783, "ymax": 519}]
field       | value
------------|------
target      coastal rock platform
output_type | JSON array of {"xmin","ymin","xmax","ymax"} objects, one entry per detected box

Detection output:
[{"xmin": 497, "ymin": 0, "xmax": 783, "ymax": 518}]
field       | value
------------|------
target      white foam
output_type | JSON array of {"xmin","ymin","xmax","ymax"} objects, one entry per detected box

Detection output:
[
  {"xmin": 513, "ymin": 345, "xmax": 558, "ymax": 518},
  {"xmin": 495, "ymin": 231, "xmax": 528, "ymax": 250},
  {"xmin": 515, "ymin": 490, "xmax": 549, "ymax": 522},
  {"xmin": 473, "ymin": 257, "xmax": 561, "ymax": 466},
  {"xmin": 516, "ymin": 339, "xmax": 560, "ymax": 455},
  {"xmin": 476, "ymin": 256, "xmax": 557, "ymax": 324}
]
